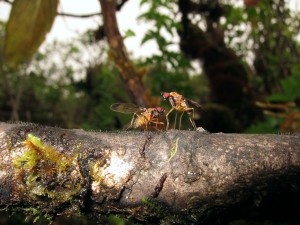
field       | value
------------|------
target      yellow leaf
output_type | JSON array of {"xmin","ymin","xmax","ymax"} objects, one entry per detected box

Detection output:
[{"xmin": 3, "ymin": 0, "xmax": 58, "ymax": 68}]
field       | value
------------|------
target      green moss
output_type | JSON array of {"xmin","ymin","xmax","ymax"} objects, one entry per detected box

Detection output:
[
  {"xmin": 142, "ymin": 197, "xmax": 184, "ymax": 225},
  {"xmin": 13, "ymin": 134, "xmax": 83, "ymax": 219},
  {"xmin": 90, "ymin": 160, "xmax": 106, "ymax": 187}
]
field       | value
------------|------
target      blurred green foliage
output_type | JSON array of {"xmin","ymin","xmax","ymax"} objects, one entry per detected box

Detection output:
[
  {"xmin": 267, "ymin": 73, "xmax": 300, "ymax": 102},
  {"xmin": 221, "ymin": 0, "xmax": 300, "ymax": 133},
  {"xmin": 246, "ymin": 71, "xmax": 300, "ymax": 134},
  {"xmin": 0, "ymin": 30, "xmax": 132, "ymax": 130},
  {"xmin": 0, "ymin": 0, "xmax": 300, "ymax": 134},
  {"xmin": 138, "ymin": 0, "xmax": 191, "ymax": 69}
]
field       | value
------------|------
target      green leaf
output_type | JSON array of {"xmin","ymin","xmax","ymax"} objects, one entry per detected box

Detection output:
[
  {"xmin": 267, "ymin": 74, "xmax": 300, "ymax": 102},
  {"xmin": 168, "ymin": 138, "xmax": 179, "ymax": 162},
  {"xmin": 267, "ymin": 93, "xmax": 290, "ymax": 102},
  {"xmin": 245, "ymin": 117, "xmax": 283, "ymax": 134},
  {"xmin": 140, "ymin": 30, "xmax": 157, "ymax": 46},
  {"xmin": 4, "ymin": 0, "xmax": 59, "ymax": 68},
  {"xmin": 124, "ymin": 29, "xmax": 136, "ymax": 38},
  {"xmin": 139, "ymin": 0, "xmax": 148, "ymax": 7}
]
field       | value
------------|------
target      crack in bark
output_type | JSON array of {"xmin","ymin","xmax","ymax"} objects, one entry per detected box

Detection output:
[
  {"xmin": 139, "ymin": 134, "xmax": 152, "ymax": 159},
  {"xmin": 150, "ymin": 173, "xmax": 168, "ymax": 198}
]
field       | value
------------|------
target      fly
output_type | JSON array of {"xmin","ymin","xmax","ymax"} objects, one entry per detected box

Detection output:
[
  {"xmin": 161, "ymin": 92, "xmax": 202, "ymax": 130},
  {"xmin": 110, "ymin": 103, "xmax": 165, "ymax": 130}
]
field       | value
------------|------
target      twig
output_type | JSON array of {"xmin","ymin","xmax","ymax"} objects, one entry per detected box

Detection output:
[
  {"xmin": 57, "ymin": 12, "xmax": 102, "ymax": 18},
  {"xmin": 1, "ymin": 0, "xmax": 12, "ymax": 4}
]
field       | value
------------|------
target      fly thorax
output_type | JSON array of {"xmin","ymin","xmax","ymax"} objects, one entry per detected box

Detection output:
[{"xmin": 170, "ymin": 96, "xmax": 176, "ymax": 108}]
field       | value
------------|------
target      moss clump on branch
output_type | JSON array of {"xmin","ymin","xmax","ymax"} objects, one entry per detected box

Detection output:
[
  {"xmin": 142, "ymin": 197, "xmax": 185, "ymax": 225},
  {"xmin": 12, "ymin": 134, "xmax": 84, "ymax": 222}
]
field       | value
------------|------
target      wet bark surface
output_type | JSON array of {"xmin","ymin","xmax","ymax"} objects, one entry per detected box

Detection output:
[{"xmin": 0, "ymin": 122, "xmax": 300, "ymax": 224}]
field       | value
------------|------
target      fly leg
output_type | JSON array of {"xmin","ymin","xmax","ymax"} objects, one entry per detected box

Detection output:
[
  {"xmin": 154, "ymin": 118, "xmax": 165, "ymax": 130},
  {"xmin": 149, "ymin": 121, "xmax": 165, "ymax": 131},
  {"xmin": 126, "ymin": 113, "xmax": 137, "ymax": 130},
  {"xmin": 174, "ymin": 113, "xmax": 178, "ymax": 129},
  {"xmin": 187, "ymin": 108, "xmax": 197, "ymax": 129},
  {"xmin": 145, "ymin": 117, "xmax": 148, "ymax": 131},
  {"xmin": 179, "ymin": 111, "xmax": 185, "ymax": 130},
  {"xmin": 142, "ymin": 114, "xmax": 150, "ymax": 131},
  {"xmin": 165, "ymin": 108, "xmax": 175, "ymax": 130}
]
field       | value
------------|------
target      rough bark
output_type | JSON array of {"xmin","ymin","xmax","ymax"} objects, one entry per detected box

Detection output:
[{"xmin": 0, "ymin": 122, "xmax": 300, "ymax": 224}]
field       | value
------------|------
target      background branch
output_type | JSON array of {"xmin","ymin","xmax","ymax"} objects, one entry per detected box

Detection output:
[
  {"xmin": 1, "ymin": 0, "xmax": 12, "ymax": 4},
  {"xmin": 57, "ymin": 12, "xmax": 101, "ymax": 18},
  {"xmin": 99, "ymin": 0, "xmax": 156, "ymax": 107}
]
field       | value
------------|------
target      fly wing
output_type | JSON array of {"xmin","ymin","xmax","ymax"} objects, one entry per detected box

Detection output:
[
  {"xmin": 110, "ymin": 103, "xmax": 145, "ymax": 114},
  {"xmin": 186, "ymin": 98, "xmax": 202, "ymax": 108}
]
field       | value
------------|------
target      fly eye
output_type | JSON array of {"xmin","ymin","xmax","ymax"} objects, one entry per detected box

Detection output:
[
  {"xmin": 156, "ymin": 107, "xmax": 164, "ymax": 114},
  {"xmin": 161, "ymin": 92, "xmax": 170, "ymax": 100}
]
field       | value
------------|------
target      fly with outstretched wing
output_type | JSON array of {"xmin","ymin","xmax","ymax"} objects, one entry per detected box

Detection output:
[{"xmin": 110, "ymin": 103, "xmax": 165, "ymax": 130}]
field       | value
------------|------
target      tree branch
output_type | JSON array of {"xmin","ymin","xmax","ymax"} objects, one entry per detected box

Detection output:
[
  {"xmin": 57, "ymin": 12, "xmax": 102, "ymax": 18},
  {"xmin": 0, "ymin": 122, "xmax": 300, "ymax": 224},
  {"xmin": 0, "ymin": 0, "xmax": 12, "ymax": 5},
  {"xmin": 99, "ymin": 0, "xmax": 156, "ymax": 107}
]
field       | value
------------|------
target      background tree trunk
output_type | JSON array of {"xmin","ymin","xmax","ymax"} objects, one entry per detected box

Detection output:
[
  {"xmin": 177, "ymin": 0, "xmax": 259, "ymax": 132},
  {"xmin": 99, "ymin": 0, "xmax": 155, "ymax": 107},
  {"xmin": 0, "ymin": 122, "xmax": 299, "ymax": 224}
]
